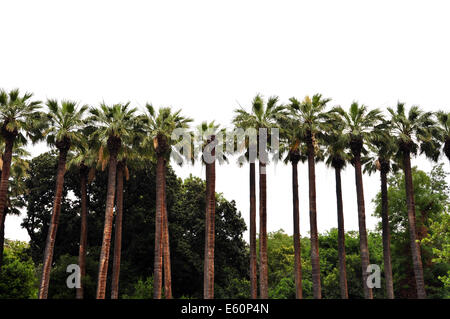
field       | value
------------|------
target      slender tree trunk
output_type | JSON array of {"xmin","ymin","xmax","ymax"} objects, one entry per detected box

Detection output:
[
  {"xmin": 259, "ymin": 161, "xmax": 268, "ymax": 299},
  {"xmin": 153, "ymin": 154, "xmax": 164, "ymax": 299},
  {"xmin": 39, "ymin": 146, "xmax": 69, "ymax": 299},
  {"xmin": 0, "ymin": 209, "xmax": 6, "ymax": 269},
  {"xmin": 76, "ymin": 167, "xmax": 88, "ymax": 299},
  {"xmin": 307, "ymin": 140, "xmax": 321, "ymax": 299},
  {"xmin": 402, "ymin": 152, "xmax": 426, "ymax": 299},
  {"xmin": 203, "ymin": 146, "xmax": 216, "ymax": 299},
  {"xmin": 96, "ymin": 137, "xmax": 120, "ymax": 299},
  {"xmin": 292, "ymin": 160, "xmax": 303, "ymax": 299},
  {"xmin": 0, "ymin": 137, "xmax": 14, "ymax": 233},
  {"xmin": 162, "ymin": 159, "xmax": 172, "ymax": 299},
  {"xmin": 335, "ymin": 167, "xmax": 348, "ymax": 299},
  {"xmin": 353, "ymin": 153, "xmax": 373, "ymax": 299},
  {"xmin": 380, "ymin": 162, "xmax": 394, "ymax": 299},
  {"xmin": 249, "ymin": 162, "xmax": 257, "ymax": 299},
  {"xmin": 111, "ymin": 162, "xmax": 124, "ymax": 299}
]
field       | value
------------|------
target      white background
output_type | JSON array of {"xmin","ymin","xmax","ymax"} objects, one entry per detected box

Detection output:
[{"xmin": 1, "ymin": 0, "xmax": 449, "ymax": 242}]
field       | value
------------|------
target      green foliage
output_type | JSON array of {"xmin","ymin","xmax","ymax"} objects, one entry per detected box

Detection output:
[
  {"xmin": 0, "ymin": 240, "xmax": 38, "ymax": 298},
  {"xmin": 373, "ymin": 163, "xmax": 450, "ymax": 298},
  {"xmin": 122, "ymin": 277, "xmax": 154, "ymax": 299}
]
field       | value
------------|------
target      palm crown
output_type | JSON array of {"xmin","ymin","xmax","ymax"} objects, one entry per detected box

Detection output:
[
  {"xmin": 388, "ymin": 102, "xmax": 441, "ymax": 161},
  {"xmin": 44, "ymin": 99, "xmax": 88, "ymax": 150},
  {"xmin": 0, "ymin": 88, "xmax": 43, "ymax": 143}
]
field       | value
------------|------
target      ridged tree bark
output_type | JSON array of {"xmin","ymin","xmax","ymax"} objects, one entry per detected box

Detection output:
[
  {"xmin": 307, "ymin": 137, "xmax": 321, "ymax": 299},
  {"xmin": 39, "ymin": 139, "xmax": 70, "ymax": 299},
  {"xmin": 249, "ymin": 162, "xmax": 257, "ymax": 299},
  {"xmin": 353, "ymin": 152, "xmax": 373, "ymax": 299},
  {"xmin": 153, "ymin": 153, "xmax": 164, "ymax": 299},
  {"xmin": 76, "ymin": 165, "xmax": 89, "ymax": 299},
  {"xmin": 203, "ymin": 139, "xmax": 216, "ymax": 299},
  {"xmin": 380, "ymin": 160, "xmax": 394, "ymax": 299},
  {"xmin": 335, "ymin": 166, "xmax": 348, "ymax": 299},
  {"xmin": 402, "ymin": 152, "xmax": 426, "ymax": 299},
  {"xmin": 111, "ymin": 161, "xmax": 124, "ymax": 299},
  {"xmin": 162, "ymin": 159, "xmax": 172, "ymax": 299},
  {"xmin": 0, "ymin": 134, "xmax": 15, "ymax": 233},
  {"xmin": 0, "ymin": 208, "xmax": 6, "ymax": 269},
  {"xmin": 96, "ymin": 136, "xmax": 121, "ymax": 299},
  {"xmin": 259, "ymin": 161, "xmax": 268, "ymax": 299},
  {"xmin": 291, "ymin": 154, "xmax": 303, "ymax": 299}
]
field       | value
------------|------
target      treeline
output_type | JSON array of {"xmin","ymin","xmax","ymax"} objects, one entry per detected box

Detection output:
[{"xmin": 0, "ymin": 88, "xmax": 449, "ymax": 299}]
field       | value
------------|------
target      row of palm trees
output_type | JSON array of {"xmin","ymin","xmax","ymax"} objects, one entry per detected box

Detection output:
[{"xmin": 0, "ymin": 88, "xmax": 449, "ymax": 299}]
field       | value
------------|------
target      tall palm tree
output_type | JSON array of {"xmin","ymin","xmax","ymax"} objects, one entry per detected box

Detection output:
[
  {"xmin": 88, "ymin": 102, "xmax": 138, "ymax": 299},
  {"xmin": 331, "ymin": 102, "xmax": 382, "ymax": 299},
  {"xmin": 364, "ymin": 120, "xmax": 398, "ymax": 299},
  {"xmin": 195, "ymin": 121, "xmax": 227, "ymax": 299},
  {"xmin": 67, "ymin": 134, "xmax": 97, "ymax": 299},
  {"xmin": 278, "ymin": 115, "xmax": 307, "ymax": 299},
  {"xmin": 388, "ymin": 103, "xmax": 441, "ymax": 299},
  {"xmin": 39, "ymin": 99, "xmax": 88, "ymax": 299},
  {"xmin": 110, "ymin": 138, "xmax": 142, "ymax": 299},
  {"xmin": 233, "ymin": 94, "xmax": 284, "ymax": 299},
  {"xmin": 140, "ymin": 104, "xmax": 192, "ymax": 299},
  {"xmin": 323, "ymin": 116, "xmax": 350, "ymax": 299},
  {"xmin": 436, "ymin": 111, "xmax": 450, "ymax": 162},
  {"xmin": 0, "ymin": 89, "xmax": 42, "ymax": 232},
  {"xmin": 289, "ymin": 94, "xmax": 331, "ymax": 299}
]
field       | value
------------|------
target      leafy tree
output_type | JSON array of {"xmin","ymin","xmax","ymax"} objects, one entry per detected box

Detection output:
[{"xmin": 0, "ymin": 240, "xmax": 38, "ymax": 299}]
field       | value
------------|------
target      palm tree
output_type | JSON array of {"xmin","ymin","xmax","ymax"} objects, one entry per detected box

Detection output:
[
  {"xmin": 364, "ymin": 120, "xmax": 398, "ymax": 299},
  {"xmin": 436, "ymin": 111, "xmax": 450, "ymax": 162},
  {"xmin": 110, "ymin": 138, "xmax": 143, "ymax": 299},
  {"xmin": 39, "ymin": 99, "xmax": 88, "ymax": 299},
  {"xmin": 233, "ymin": 94, "xmax": 284, "ymax": 299},
  {"xmin": 278, "ymin": 116, "xmax": 306, "ymax": 299},
  {"xmin": 88, "ymin": 102, "xmax": 138, "ymax": 299},
  {"xmin": 323, "ymin": 116, "xmax": 350, "ymax": 299},
  {"xmin": 0, "ymin": 89, "xmax": 42, "ymax": 232},
  {"xmin": 388, "ymin": 103, "xmax": 441, "ymax": 299},
  {"xmin": 140, "ymin": 104, "xmax": 192, "ymax": 299},
  {"xmin": 194, "ymin": 121, "xmax": 227, "ymax": 299},
  {"xmin": 289, "ymin": 94, "xmax": 331, "ymax": 299},
  {"xmin": 332, "ymin": 102, "xmax": 382, "ymax": 299},
  {"xmin": 67, "ymin": 134, "xmax": 97, "ymax": 299}
]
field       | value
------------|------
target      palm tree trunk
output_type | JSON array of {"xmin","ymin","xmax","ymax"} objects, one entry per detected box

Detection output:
[
  {"xmin": 307, "ymin": 141, "xmax": 321, "ymax": 299},
  {"xmin": 153, "ymin": 154, "xmax": 164, "ymax": 299},
  {"xmin": 335, "ymin": 167, "xmax": 348, "ymax": 299},
  {"xmin": 292, "ymin": 160, "xmax": 303, "ymax": 299},
  {"xmin": 76, "ymin": 167, "xmax": 88, "ymax": 299},
  {"xmin": 0, "ymin": 209, "xmax": 6, "ymax": 269},
  {"xmin": 39, "ymin": 146, "xmax": 69, "ymax": 299},
  {"xmin": 203, "ymin": 151, "xmax": 216, "ymax": 299},
  {"xmin": 0, "ymin": 137, "xmax": 14, "ymax": 233},
  {"xmin": 96, "ymin": 138, "xmax": 120, "ymax": 299},
  {"xmin": 259, "ymin": 161, "xmax": 268, "ymax": 299},
  {"xmin": 111, "ymin": 162, "xmax": 124, "ymax": 299},
  {"xmin": 249, "ymin": 162, "xmax": 257, "ymax": 299},
  {"xmin": 162, "ymin": 159, "xmax": 172, "ymax": 299},
  {"xmin": 402, "ymin": 152, "xmax": 426, "ymax": 299},
  {"xmin": 353, "ymin": 153, "xmax": 373, "ymax": 299},
  {"xmin": 380, "ymin": 162, "xmax": 394, "ymax": 299}
]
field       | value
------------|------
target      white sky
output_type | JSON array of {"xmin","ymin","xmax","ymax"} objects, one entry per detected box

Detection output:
[{"xmin": 1, "ymin": 0, "xmax": 449, "ymax": 242}]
